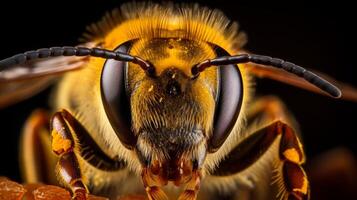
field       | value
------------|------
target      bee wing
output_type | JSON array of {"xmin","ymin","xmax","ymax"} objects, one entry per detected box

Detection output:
[
  {"xmin": 245, "ymin": 63, "xmax": 357, "ymax": 102},
  {"xmin": 0, "ymin": 77, "xmax": 54, "ymax": 108},
  {"xmin": 0, "ymin": 55, "xmax": 88, "ymax": 82},
  {"xmin": 0, "ymin": 43, "xmax": 94, "ymax": 108}
]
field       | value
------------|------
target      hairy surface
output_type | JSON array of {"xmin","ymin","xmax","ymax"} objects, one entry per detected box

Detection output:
[{"xmin": 52, "ymin": 2, "xmax": 254, "ymax": 199}]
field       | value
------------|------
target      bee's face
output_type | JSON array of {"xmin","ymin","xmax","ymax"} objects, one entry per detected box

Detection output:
[
  {"xmin": 128, "ymin": 38, "xmax": 218, "ymax": 163},
  {"xmin": 101, "ymin": 37, "xmax": 244, "ymax": 175}
]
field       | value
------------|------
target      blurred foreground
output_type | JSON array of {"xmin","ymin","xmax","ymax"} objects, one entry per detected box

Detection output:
[{"xmin": 0, "ymin": 177, "xmax": 145, "ymax": 200}]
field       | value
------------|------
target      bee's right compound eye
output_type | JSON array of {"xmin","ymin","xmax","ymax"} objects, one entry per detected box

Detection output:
[
  {"xmin": 100, "ymin": 41, "xmax": 136, "ymax": 149},
  {"xmin": 208, "ymin": 45, "xmax": 244, "ymax": 153}
]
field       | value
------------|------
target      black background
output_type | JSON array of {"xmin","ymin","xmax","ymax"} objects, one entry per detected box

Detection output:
[{"xmin": 0, "ymin": 0, "xmax": 356, "ymax": 192}]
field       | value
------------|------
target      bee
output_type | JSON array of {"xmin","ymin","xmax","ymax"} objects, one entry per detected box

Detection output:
[{"xmin": 0, "ymin": 2, "xmax": 356, "ymax": 200}]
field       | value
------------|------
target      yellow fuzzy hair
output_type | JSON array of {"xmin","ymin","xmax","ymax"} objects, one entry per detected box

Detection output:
[
  {"xmin": 82, "ymin": 2, "xmax": 247, "ymax": 53},
  {"xmin": 54, "ymin": 3, "xmax": 255, "ymax": 196}
]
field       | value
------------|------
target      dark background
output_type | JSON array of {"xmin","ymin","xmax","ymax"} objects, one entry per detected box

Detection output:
[{"xmin": 0, "ymin": 0, "xmax": 356, "ymax": 197}]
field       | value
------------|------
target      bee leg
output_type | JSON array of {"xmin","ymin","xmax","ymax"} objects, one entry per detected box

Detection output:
[
  {"xmin": 141, "ymin": 162, "xmax": 169, "ymax": 200},
  {"xmin": 212, "ymin": 97, "xmax": 310, "ymax": 200},
  {"xmin": 51, "ymin": 110, "xmax": 88, "ymax": 200},
  {"xmin": 20, "ymin": 109, "xmax": 57, "ymax": 184},
  {"xmin": 273, "ymin": 121, "xmax": 309, "ymax": 200},
  {"xmin": 178, "ymin": 170, "xmax": 201, "ymax": 200},
  {"xmin": 248, "ymin": 96, "xmax": 309, "ymax": 200}
]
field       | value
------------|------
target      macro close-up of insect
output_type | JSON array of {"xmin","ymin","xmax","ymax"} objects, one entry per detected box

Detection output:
[{"xmin": 1, "ymin": 1, "xmax": 357, "ymax": 200}]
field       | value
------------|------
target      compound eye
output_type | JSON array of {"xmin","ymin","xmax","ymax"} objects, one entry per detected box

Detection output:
[
  {"xmin": 208, "ymin": 45, "xmax": 244, "ymax": 153},
  {"xmin": 100, "ymin": 41, "xmax": 136, "ymax": 149}
]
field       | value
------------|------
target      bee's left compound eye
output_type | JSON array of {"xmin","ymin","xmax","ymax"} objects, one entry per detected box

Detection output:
[{"xmin": 100, "ymin": 42, "xmax": 136, "ymax": 149}]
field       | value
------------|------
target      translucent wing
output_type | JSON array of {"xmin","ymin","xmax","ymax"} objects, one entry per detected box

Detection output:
[
  {"xmin": 245, "ymin": 63, "xmax": 357, "ymax": 102},
  {"xmin": 0, "ymin": 55, "xmax": 88, "ymax": 82},
  {"xmin": 0, "ymin": 43, "xmax": 94, "ymax": 108},
  {"xmin": 0, "ymin": 77, "xmax": 54, "ymax": 108}
]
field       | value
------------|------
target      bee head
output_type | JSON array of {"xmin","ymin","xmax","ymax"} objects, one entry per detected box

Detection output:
[{"xmin": 101, "ymin": 38, "xmax": 244, "ymax": 172}]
